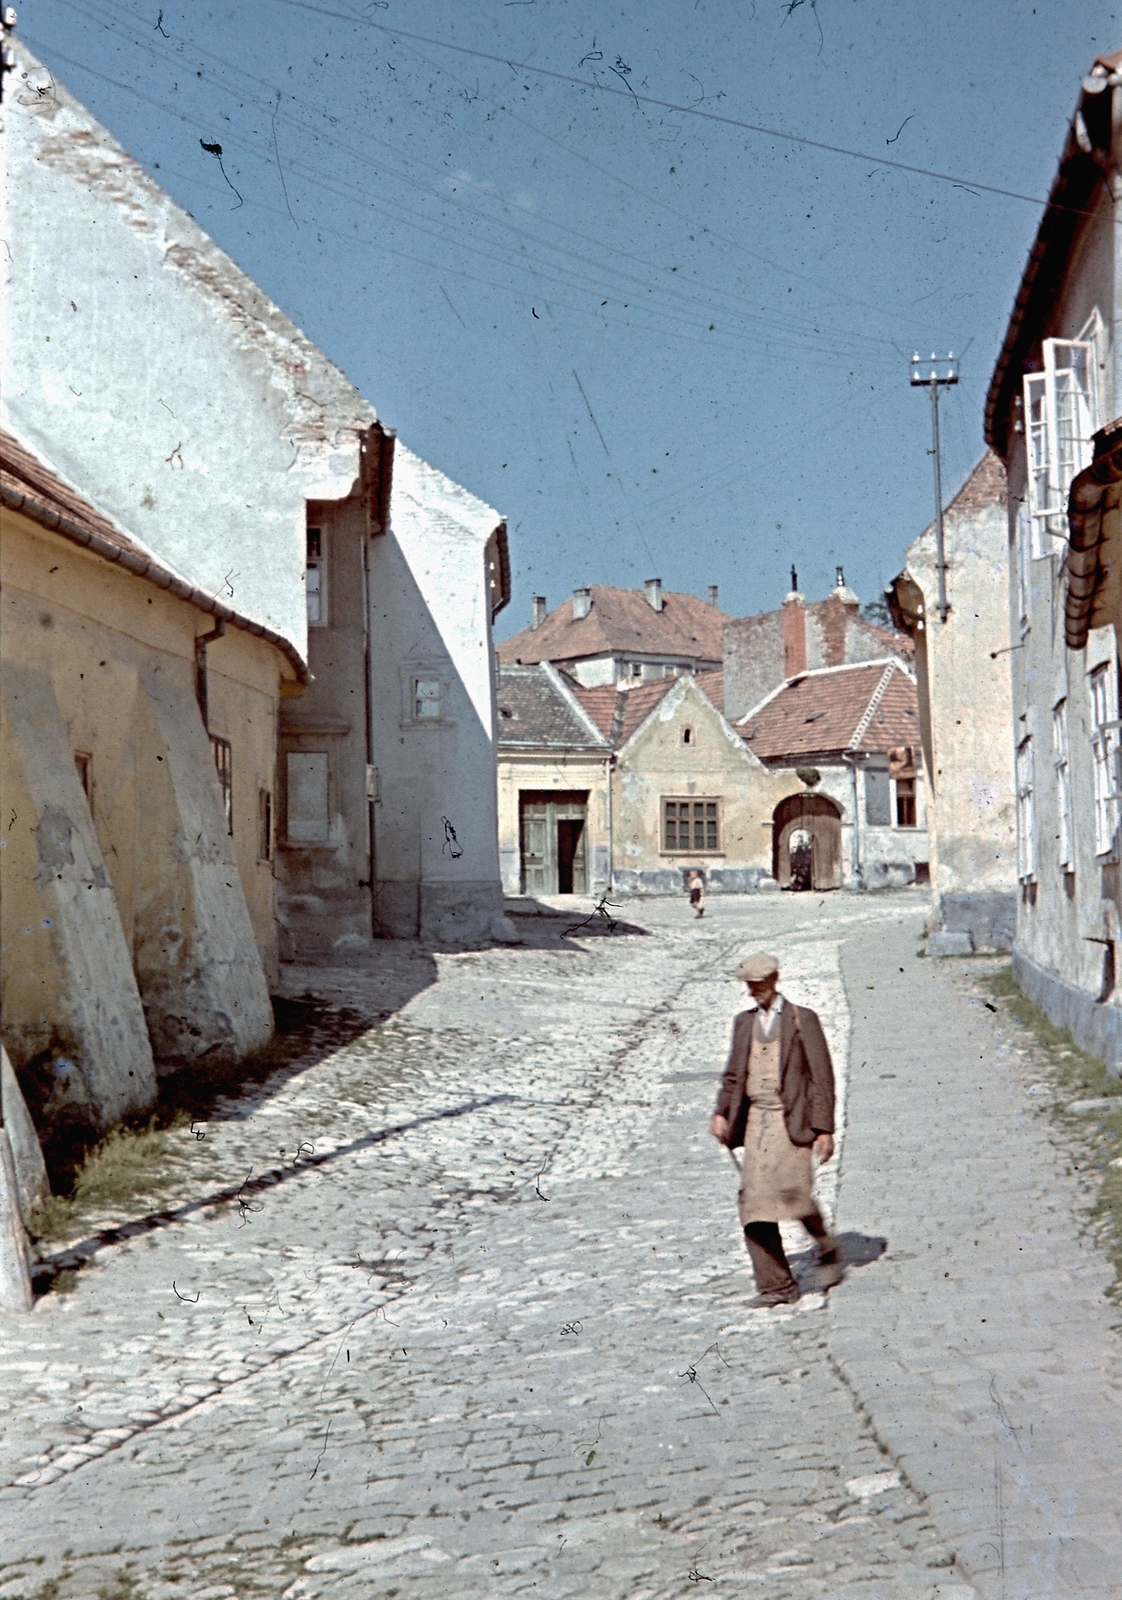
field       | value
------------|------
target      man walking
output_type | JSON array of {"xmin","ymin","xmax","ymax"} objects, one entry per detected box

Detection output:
[{"xmin": 710, "ymin": 953, "xmax": 840, "ymax": 1307}]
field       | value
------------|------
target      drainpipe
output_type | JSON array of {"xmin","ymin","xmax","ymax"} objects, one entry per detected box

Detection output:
[
  {"xmin": 606, "ymin": 752, "xmax": 615, "ymax": 893},
  {"xmin": 194, "ymin": 619, "xmax": 225, "ymax": 730},
  {"xmin": 361, "ymin": 531, "xmax": 379, "ymax": 938},
  {"xmin": 841, "ymin": 752, "xmax": 862, "ymax": 887}
]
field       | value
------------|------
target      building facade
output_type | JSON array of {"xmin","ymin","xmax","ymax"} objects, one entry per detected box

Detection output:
[
  {"xmin": 984, "ymin": 47, "xmax": 1122, "ymax": 1067},
  {"xmin": 738, "ymin": 660, "xmax": 929, "ymax": 890},
  {"xmin": 888, "ymin": 453, "xmax": 1018, "ymax": 953},
  {"xmin": 1, "ymin": 434, "xmax": 287, "ymax": 1169}
]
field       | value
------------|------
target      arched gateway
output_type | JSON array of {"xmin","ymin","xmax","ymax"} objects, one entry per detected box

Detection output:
[{"xmin": 772, "ymin": 792, "xmax": 842, "ymax": 891}]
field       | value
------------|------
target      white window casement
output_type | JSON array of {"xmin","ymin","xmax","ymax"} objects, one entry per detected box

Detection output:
[
  {"xmin": 1022, "ymin": 312, "xmax": 1105, "ymax": 553},
  {"xmin": 1052, "ymin": 699, "xmax": 1073, "ymax": 871},
  {"xmin": 1016, "ymin": 734, "xmax": 1036, "ymax": 881},
  {"xmin": 306, "ymin": 526, "xmax": 326, "ymax": 626},
  {"xmin": 1090, "ymin": 658, "xmax": 1122, "ymax": 858}
]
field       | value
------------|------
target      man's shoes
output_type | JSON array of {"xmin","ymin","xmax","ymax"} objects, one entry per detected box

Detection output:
[
  {"xmin": 814, "ymin": 1237, "xmax": 844, "ymax": 1290},
  {"xmin": 748, "ymin": 1288, "xmax": 799, "ymax": 1308}
]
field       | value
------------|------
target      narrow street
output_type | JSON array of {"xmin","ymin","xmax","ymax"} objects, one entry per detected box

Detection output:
[{"xmin": 0, "ymin": 890, "xmax": 1119, "ymax": 1599}]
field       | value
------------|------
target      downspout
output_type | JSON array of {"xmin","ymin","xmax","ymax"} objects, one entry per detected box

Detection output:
[
  {"xmin": 361, "ymin": 532, "xmax": 379, "ymax": 938},
  {"xmin": 842, "ymin": 752, "xmax": 862, "ymax": 887},
  {"xmin": 606, "ymin": 751, "xmax": 615, "ymax": 893},
  {"xmin": 194, "ymin": 619, "xmax": 225, "ymax": 730}
]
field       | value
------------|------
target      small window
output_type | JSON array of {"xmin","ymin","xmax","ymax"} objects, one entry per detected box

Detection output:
[
  {"xmin": 894, "ymin": 776, "xmax": 917, "ymax": 828},
  {"xmin": 414, "ymin": 677, "xmax": 442, "ymax": 720},
  {"xmin": 663, "ymin": 797, "xmax": 720, "ymax": 853},
  {"xmin": 286, "ymin": 752, "xmax": 329, "ymax": 843},
  {"xmin": 258, "ymin": 788, "xmax": 272, "ymax": 862},
  {"xmin": 210, "ymin": 735, "xmax": 233, "ymax": 835},
  {"xmin": 1053, "ymin": 699, "xmax": 1072, "ymax": 870},
  {"xmin": 632, "ymin": 662, "xmax": 643, "ymax": 679},
  {"xmin": 1090, "ymin": 660, "xmax": 1121, "ymax": 857},
  {"xmin": 1016, "ymin": 735, "xmax": 1036, "ymax": 881},
  {"xmin": 74, "ymin": 752, "xmax": 92, "ymax": 810},
  {"xmin": 306, "ymin": 526, "xmax": 325, "ymax": 625},
  {"xmin": 682, "ymin": 726, "xmax": 693, "ymax": 746}
]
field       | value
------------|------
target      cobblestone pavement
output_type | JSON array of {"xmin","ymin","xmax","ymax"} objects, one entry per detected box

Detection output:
[{"xmin": 0, "ymin": 890, "xmax": 1115, "ymax": 1599}]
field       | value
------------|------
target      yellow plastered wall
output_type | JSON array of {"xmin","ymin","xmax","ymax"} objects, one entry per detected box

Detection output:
[{"xmin": 0, "ymin": 508, "xmax": 286, "ymax": 984}]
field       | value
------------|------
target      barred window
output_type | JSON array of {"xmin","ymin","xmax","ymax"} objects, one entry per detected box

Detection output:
[
  {"xmin": 210, "ymin": 735, "xmax": 233, "ymax": 836},
  {"xmin": 663, "ymin": 797, "xmax": 720, "ymax": 853}
]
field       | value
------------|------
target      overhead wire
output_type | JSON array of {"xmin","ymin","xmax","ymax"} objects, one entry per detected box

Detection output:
[{"xmin": 35, "ymin": 0, "xmax": 932, "ymax": 361}]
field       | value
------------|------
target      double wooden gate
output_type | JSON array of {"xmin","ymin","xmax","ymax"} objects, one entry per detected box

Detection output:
[{"xmin": 519, "ymin": 790, "xmax": 589, "ymax": 895}]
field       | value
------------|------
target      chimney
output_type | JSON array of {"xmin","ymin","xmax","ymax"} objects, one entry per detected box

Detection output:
[
  {"xmin": 781, "ymin": 587, "xmax": 807, "ymax": 678},
  {"xmin": 645, "ymin": 577, "xmax": 664, "ymax": 612},
  {"xmin": 832, "ymin": 565, "xmax": 860, "ymax": 611},
  {"xmin": 572, "ymin": 586, "xmax": 592, "ymax": 621},
  {"xmin": 531, "ymin": 595, "xmax": 547, "ymax": 630},
  {"xmin": 707, "ymin": 584, "xmax": 719, "ymax": 607}
]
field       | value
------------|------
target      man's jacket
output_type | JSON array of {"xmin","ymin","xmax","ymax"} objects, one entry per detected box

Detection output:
[{"xmin": 714, "ymin": 1000, "xmax": 835, "ymax": 1149}]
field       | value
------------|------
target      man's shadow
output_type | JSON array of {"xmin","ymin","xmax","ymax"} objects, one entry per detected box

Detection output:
[{"xmin": 789, "ymin": 1231, "xmax": 887, "ymax": 1292}]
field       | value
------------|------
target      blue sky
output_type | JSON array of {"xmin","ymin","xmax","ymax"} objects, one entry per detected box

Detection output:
[{"xmin": 18, "ymin": 0, "xmax": 1116, "ymax": 636}]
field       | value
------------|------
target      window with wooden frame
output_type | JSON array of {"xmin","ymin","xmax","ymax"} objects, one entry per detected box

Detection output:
[
  {"xmin": 306, "ymin": 525, "xmax": 326, "ymax": 625},
  {"xmin": 1016, "ymin": 734, "xmax": 1036, "ymax": 881},
  {"xmin": 210, "ymin": 735, "xmax": 233, "ymax": 835},
  {"xmin": 1022, "ymin": 312, "xmax": 1104, "ymax": 552},
  {"xmin": 1052, "ymin": 699, "xmax": 1073, "ymax": 870},
  {"xmin": 1090, "ymin": 660, "xmax": 1121, "ymax": 858},
  {"xmin": 663, "ymin": 797, "xmax": 720, "ymax": 853}
]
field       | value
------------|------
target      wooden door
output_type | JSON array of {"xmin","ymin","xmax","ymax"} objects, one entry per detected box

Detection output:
[
  {"xmin": 810, "ymin": 813, "xmax": 841, "ymax": 889},
  {"xmin": 520, "ymin": 805, "xmax": 554, "ymax": 894}
]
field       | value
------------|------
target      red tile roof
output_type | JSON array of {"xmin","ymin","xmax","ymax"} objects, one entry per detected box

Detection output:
[
  {"xmin": 694, "ymin": 669, "xmax": 724, "ymax": 713},
  {"xmin": 571, "ymin": 678, "xmax": 677, "ymax": 748},
  {"xmin": 738, "ymin": 661, "xmax": 919, "ymax": 762},
  {"xmin": 0, "ymin": 429, "xmax": 308, "ymax": 681},
  {"xmin": 499, "ymin": 585, "xmax": 729, "ymax": 667}
]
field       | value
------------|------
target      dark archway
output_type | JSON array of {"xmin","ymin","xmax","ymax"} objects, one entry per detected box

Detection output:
[{"xmin": 772, "ymin": 792, "xmax": 843, "ymax": 890}]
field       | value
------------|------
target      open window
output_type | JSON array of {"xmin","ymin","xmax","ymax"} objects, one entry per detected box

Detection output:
[
  {"xmin": 1022, "ymin": 312, "xmax": 1105, "ymax": 553},
  {"xmin": 1090, "ymin": 658, "xmax": 1121, "ymax": 858},
  {"xmin": 306, "ymin": 525, "xmax": 326, "ymax": 626}
]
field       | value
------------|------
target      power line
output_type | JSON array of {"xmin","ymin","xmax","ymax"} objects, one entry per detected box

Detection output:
[{"xmin": 271, "ymin": 0, "xmax": 1073, "ymax": 215}]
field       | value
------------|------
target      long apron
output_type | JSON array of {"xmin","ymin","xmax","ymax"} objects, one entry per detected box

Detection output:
[{"xmin": 737, "ymin": 1011, "xmax": 815, "ymax": 1225}]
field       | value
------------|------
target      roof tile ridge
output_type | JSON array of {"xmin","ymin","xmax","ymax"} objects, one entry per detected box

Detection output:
[
  {"xmin": 848, "ymin": 661, "xmax": 897, "ymax": 750},
  {"xmin": 541, "ymin": 660, "xmax": 611, "ymax": 747}
]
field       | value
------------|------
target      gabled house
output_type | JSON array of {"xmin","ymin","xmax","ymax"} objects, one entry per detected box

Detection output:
[
  {"xmin": 495, "ymin": 664, "xmax": 797, "ymax": 898},
  {"xmin": 2, "ymin": 44, "xmax": 513, "ymax": 1157},
  {"xmin": 1, "ymin": 432, "xmax": 287, "ymax": 1168},
  {"xmin": 738, "ymin": 660, "xmax": 928, "ymax": 890},
  {"xmin": 723, "ymin": 569, "xmax": 913, "ymax": 722},
  {"xmin": 498, "ymin": 580, "xmax": 728, "ymax": 687},
  {"xmin": 984, "ymin": 46, "xmax": 1122, "ymax": 1065},
  {"xmin": 888, "ymin": 453, "xmax": 1018, "ymax": 953},
  {"xmin": 495, "ymin": 663, "xmax": 612, "ymax": 897}
]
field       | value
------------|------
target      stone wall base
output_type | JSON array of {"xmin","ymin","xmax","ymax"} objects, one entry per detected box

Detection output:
[
  {"xmin": 376, "ymin": 878, "xmax": 509, "ymax": 946},
  {"xmin": 1013, "ymin": 944, "xmax": 1122, "ymax": 1074},
  {"xmin": 937, "ymin": 890, "xmax": 1016, "ymax": 952}
]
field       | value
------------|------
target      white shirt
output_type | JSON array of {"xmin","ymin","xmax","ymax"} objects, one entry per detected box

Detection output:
[{"xmin": 753, "ymin": 992, "xmax": 785, "ymax": 1039}]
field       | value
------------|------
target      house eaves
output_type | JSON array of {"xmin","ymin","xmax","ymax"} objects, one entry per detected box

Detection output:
[{"xmin": 984, "ymin": 57, "xmax": 1118, "ymax": 457}]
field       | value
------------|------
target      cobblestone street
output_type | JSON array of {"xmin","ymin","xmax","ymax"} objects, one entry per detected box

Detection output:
[{"xmin": 0, "ymin": 890, "xmax": 1119, "ymax": 1599}]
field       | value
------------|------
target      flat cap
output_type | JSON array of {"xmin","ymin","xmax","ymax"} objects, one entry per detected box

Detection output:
[{"xmin": 735, "ymin": 952, "xmax": 780, "ymax": 982}]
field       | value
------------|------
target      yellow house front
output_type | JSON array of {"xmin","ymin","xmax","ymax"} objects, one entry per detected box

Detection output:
[{"xmin": 0, "ymin": 433, "xmax": 299, "ymax": 1172}]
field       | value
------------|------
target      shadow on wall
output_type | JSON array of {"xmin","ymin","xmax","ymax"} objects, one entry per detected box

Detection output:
[{"xmin": 367, "ymin": 518, "xmax": 507, "ymax": 948}]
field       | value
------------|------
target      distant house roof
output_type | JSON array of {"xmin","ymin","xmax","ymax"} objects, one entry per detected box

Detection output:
[
  {"xmin": 694, "ymin": 669, "xmax": 724, "ymax": 714},
  {"xmin": 495, "ymin": 664, "xmax": 609, "ymax": 749},
  {"xmin": 0, "ymin": 429, "xmax": 308, "ymax": 683},
  {"xmin": 738, "ymin": 660, "xmax": 919, "ymax": 763},
  {"xmin": 498, "ymin": 585, "xmax": 730, "ymax": 668},
  {"xmin": 985, "ymin": 51, "xmax": 1122, "ymax": 455}
]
